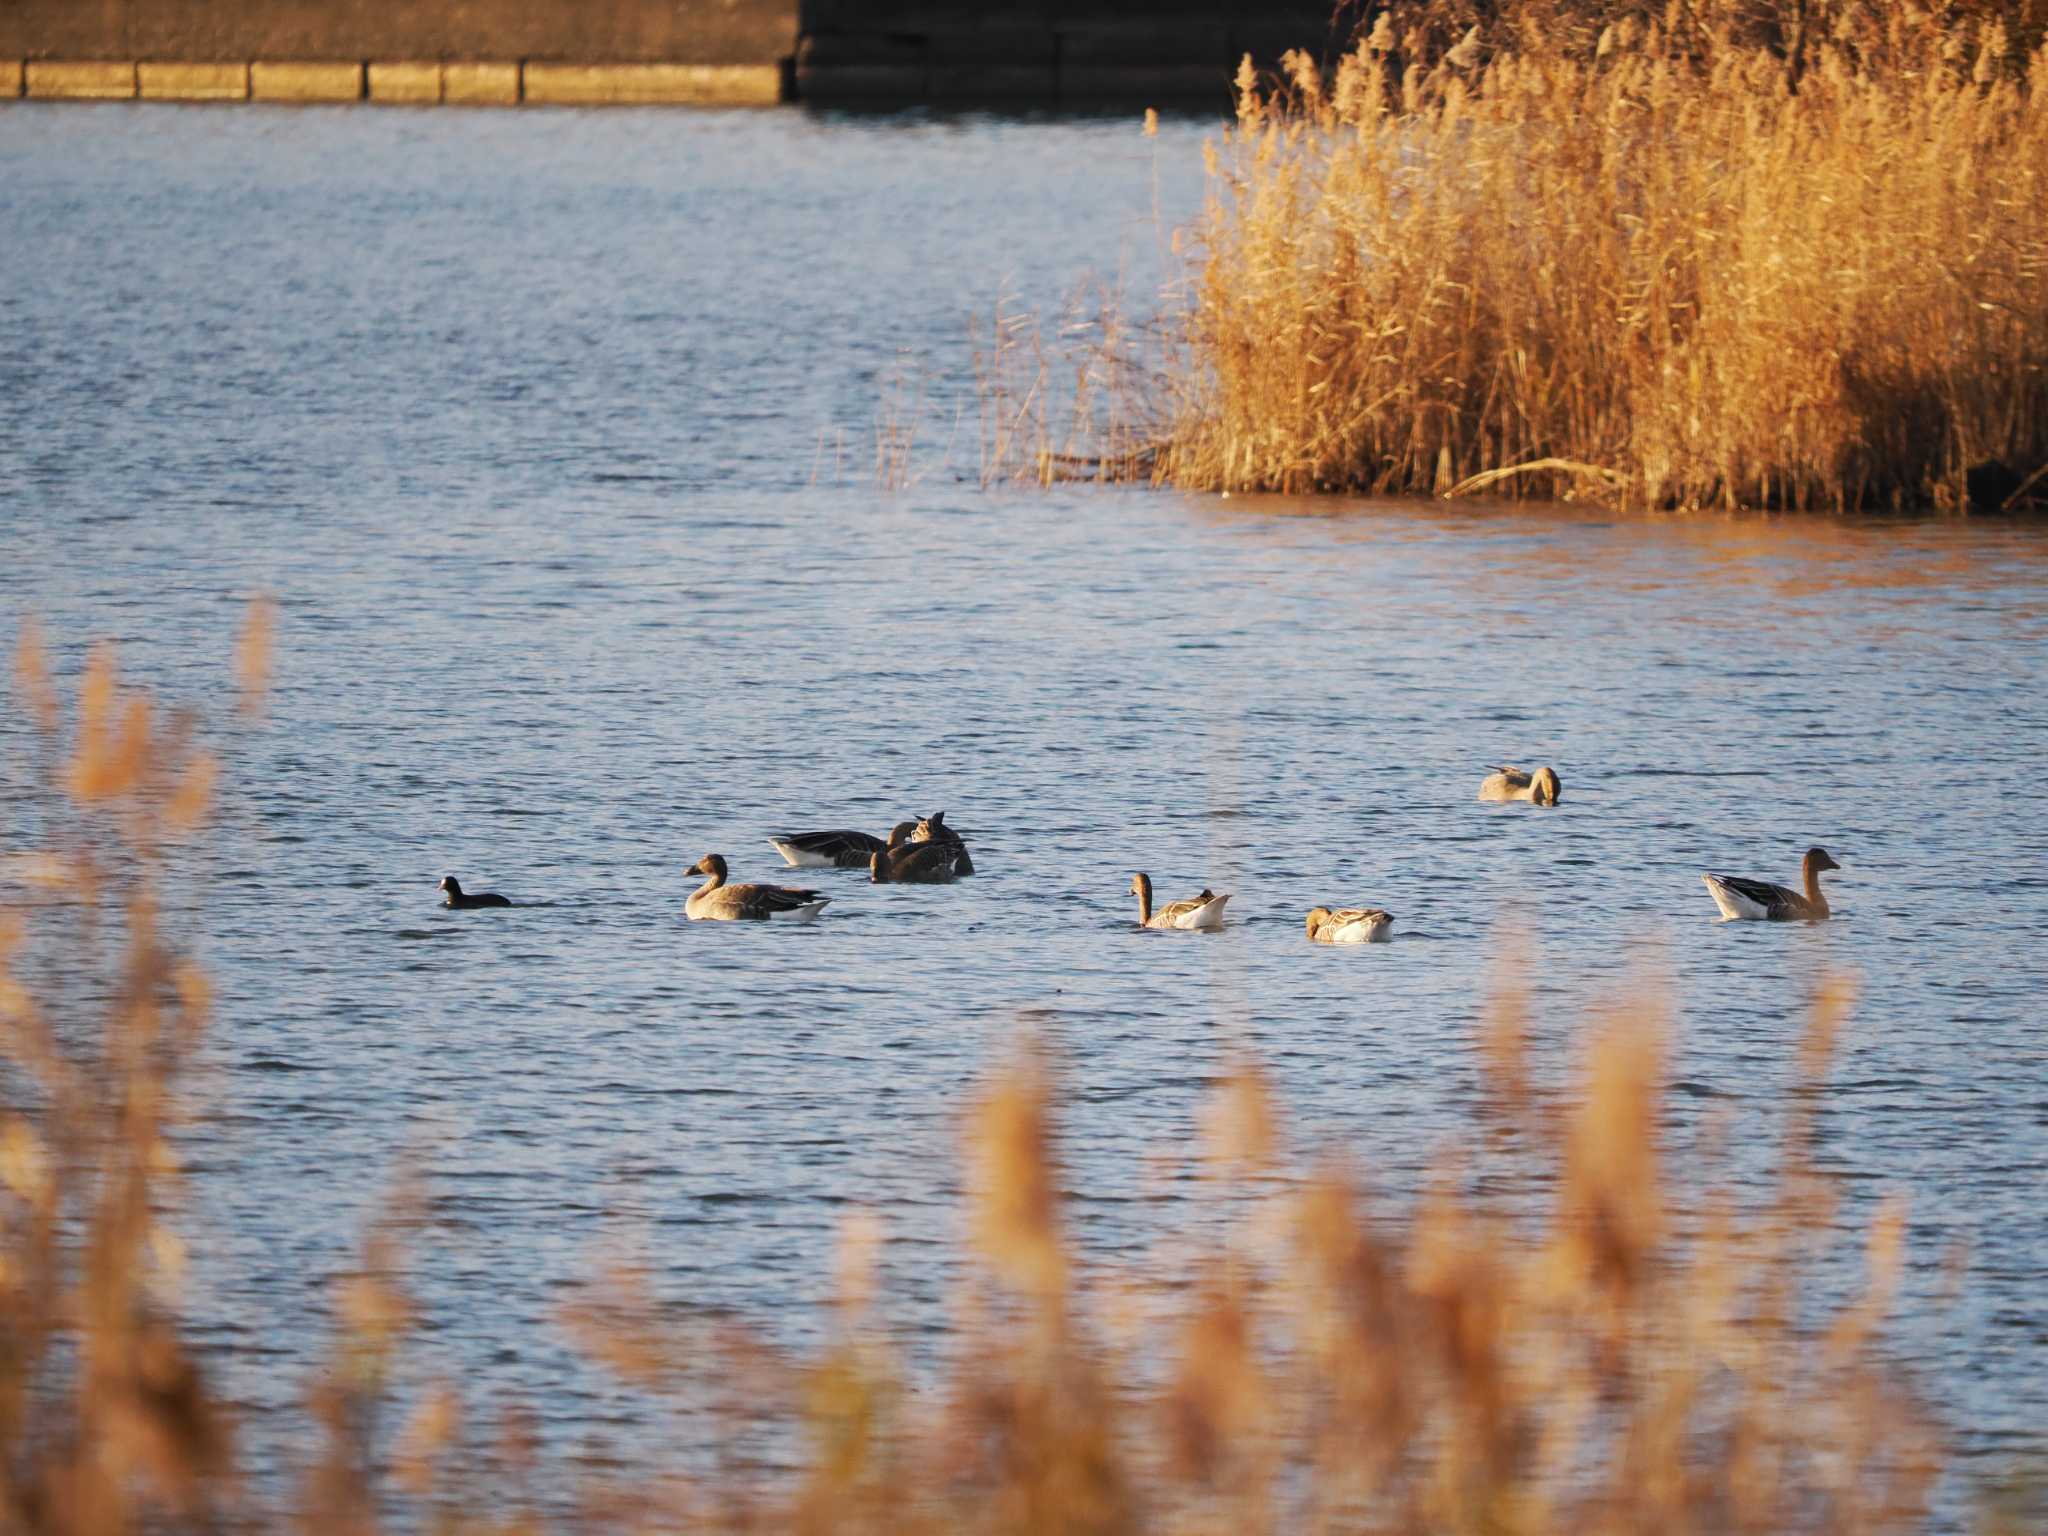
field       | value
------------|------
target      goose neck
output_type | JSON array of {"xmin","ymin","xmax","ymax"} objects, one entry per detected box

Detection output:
[{"xmin": 1802, "ymin": 856, "xmax": 1829, "ymax": 916}]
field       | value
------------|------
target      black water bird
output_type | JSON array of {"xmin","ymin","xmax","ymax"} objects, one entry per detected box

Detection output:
[{"xmin": 439, "ymin": 875, "xmax": 512, "ymax": 909}]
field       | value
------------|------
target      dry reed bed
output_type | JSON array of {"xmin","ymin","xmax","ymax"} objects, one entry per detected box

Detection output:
[
  {"xmin": 990, "ymin": 1, "xmax": 2048, "ymax": 509},
  {"xmin": 0, "ymin": 617, "xmax": 1953, "ymax": 1532}
]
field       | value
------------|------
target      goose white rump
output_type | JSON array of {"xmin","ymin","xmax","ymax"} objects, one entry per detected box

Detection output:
[
  {"xmin": 1165, "ymin": 892, "xmax": 1230, "ymax": 930},
  {"xmin": 1701, "ymin": 874, "xmax": 1773, "ymax": 921},
  {"xmin": 769, "ymin": 839, "xmax": 841, "ymax": 869},
  {"xmin": 1130, "ymin": 873, "xmax": 1229, "ymax": 930},
  {"xmin": 767, "ymin": 828, "xmax": 887, "ymax": 869},
  {"xmin": 1306, "ymin": 906, "xmax": 1394, "ymax": 944}
]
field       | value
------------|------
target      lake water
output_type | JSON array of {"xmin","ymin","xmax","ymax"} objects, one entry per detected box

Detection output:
[{"xmin": 2, "ymin": 104, "xmax": 2045, "ymax": 1525}]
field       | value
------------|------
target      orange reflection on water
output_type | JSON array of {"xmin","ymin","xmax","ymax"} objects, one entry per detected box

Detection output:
[{"xmin": 1193, "ymin": 493, "xmax": 2048, "ymax": 637}]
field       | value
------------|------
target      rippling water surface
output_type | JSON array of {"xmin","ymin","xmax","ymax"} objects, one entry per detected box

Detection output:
[{"xmin": 2, "ymin": 105, "xmax": 2045, "ymax": 1523}]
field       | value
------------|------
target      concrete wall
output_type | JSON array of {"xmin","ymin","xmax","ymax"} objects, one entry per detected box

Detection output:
[
  {"xmin": 0, "ymin": 1, "xmax": 797, "ymax": 67},
  {"xmin": 15, "ymin": 59, "xmax": 785, "ymax": 105},
  {"xmin": 1, "ymin": 2, "xmax": 1364, "ymax": 108}
]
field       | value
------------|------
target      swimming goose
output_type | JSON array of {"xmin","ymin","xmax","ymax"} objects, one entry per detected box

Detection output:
[
  {"xmin": 769, "ymin": 825, "xmax": 897, "ymax": 869},
  {"xmin": 1130, "ymin": 873, "xmax": 1230, "ymax": 930},
  {"xmin": 1305, "ymin": 906, "xmax": 1394, "ymax": 944},
  {"xmin": 439, "ymin": 875, "xmax": 511, "ymax": 909},
  {"xmin": 871, "ymin": 823, "xmax": 971, "ymax": 884},
  {"xmin": 1702, "ymin": 847, "xmax": 1839, "ymax": 922},
  {"xmin": 1478, "ymin": 765, "xmax": 1562, "ymax": 805},
  {"xmin": 685, "ymin": 854, "xmax": 830, "ymax": 921},
  {"xmin": 910, "ymin": 810, "xmax": 975, "ymax": 875}
]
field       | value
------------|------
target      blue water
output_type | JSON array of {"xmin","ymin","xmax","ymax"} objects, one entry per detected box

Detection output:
[{"xmin": 2, "ymin": 103, "xmax": 2044, "ymax": 1526}]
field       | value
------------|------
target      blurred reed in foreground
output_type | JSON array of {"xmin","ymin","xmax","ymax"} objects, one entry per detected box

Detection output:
[
  {"xmin": 986, "ymin": 0, "xmax": 2048, "ymax": 509},
  {"xmin": 2, "ymin": 623, "xmax": 1947, "ymax": 1532},
  {"xmin": 1, "ymin": 613, "xmax": 265, "ymax": 1533}
]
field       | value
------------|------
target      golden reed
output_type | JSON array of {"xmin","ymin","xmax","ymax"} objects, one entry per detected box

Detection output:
[
  {"xmin": 0, "ymin": 617, "xmax": 1958, "ymax": 1532},
  {"xmin": 987, "ymin": 1, "xmax": 2048, "ymax": 509}
]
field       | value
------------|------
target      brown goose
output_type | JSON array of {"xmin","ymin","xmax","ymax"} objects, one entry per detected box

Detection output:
[
  {"xmin": 909, "ymin": 810, "xmax": 975, "ymax": 875},
  {"xmin": 1478, "ymin": 765, "xmax": 1562, "ymax": 805},
  {"xmin": 1702, "ymin": 847, "xmax": 1839, "ymax": 922},
  {"xmin": 870, "ymin": 822, "xmax": 970, "ymax": 884},
  {"xmin": 1305, "ymin": 906, "xmax": 1393, "ymax": 944},
  {"xmin": 1130, "ymin": 873, "xmax": 1230, "ymax": 930},
  {"xmin": 685, "ymin": 854, "xmax": 830, "ymax": 921}
]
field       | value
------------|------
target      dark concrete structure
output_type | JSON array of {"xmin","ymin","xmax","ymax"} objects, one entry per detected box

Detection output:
[{"xmin": 795, "ymin": 2, "xmax": 1366, "ymax": 108}]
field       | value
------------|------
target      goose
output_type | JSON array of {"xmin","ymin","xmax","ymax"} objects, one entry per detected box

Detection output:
[
  {"xmin": 1702, "ymin": 847, "xmax": 1840, "ymax": 922},
  {"xmin": 1478, "ymin": 765, "xmax": 1561, "ymax": 804},
  {"xmin": 871, "ymin": 823, "xmax": 971, "ymax": 884},
  {"xmin": 1305, "ymin": 906, "xmax": 1394, "ymax": 944},
  {"xmin": 910, "ymin": 810, "xmax": 975, "ymax": 874},
  {"xmin": 1130, "ymin": 873, "xmax": 1230, "ymax": 930},
  {"xmin": 439, "ymin": 875, "xmax": 511, "ymax": 909},
  {"xmin": 685, "ymin": 854, "xmax": 830, "ymax": 921},
  {"xmin": 769, "ymin": 825, "xmax": 898, "ymax": 869}
]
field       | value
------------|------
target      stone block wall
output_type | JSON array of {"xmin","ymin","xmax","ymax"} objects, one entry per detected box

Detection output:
[{"xmin": 0, "ymin": 1, "xmax": 797, "ymax": 67}]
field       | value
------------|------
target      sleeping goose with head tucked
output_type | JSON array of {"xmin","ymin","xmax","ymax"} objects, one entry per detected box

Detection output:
[
  {"xmin": 1130, "ymin": 873, "xmax": 1230, "ymax": 930},
  {"xmin": 1702, "ymin": 846, "xmax": 1839, "ymax": 922},
  {"xmin": 1305, "ymin": 906, "xmax": 1394, "ymax": 944},
  {"xmin": 909, "ymin": 810, "xmax": 975, "ymax": 875},
  {"xmin": 870, "ymin": 821, "xmax": 971, "ymax": 884},
  {"xmin": 685, "ymin": 854, "xmax": 830, "ymax": 921},
  {"xmin": 1478, "ymin": 765, "xmax": 1562, "ymax": 805}
]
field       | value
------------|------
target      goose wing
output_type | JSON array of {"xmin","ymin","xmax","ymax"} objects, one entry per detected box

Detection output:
[
  {"xmin": 1331, "ymin": 907, "xmax": 1392, "ymax": 925},
  {"xmin": 773, "ymin": 829, "xmax": 886, "ymax": 866},
  {"xmin": 1705, "ymin": 874, "xmax": 1808, "ymax": 920},
  {"xmin": 731, "ymin": 881, "xmax": 828, "ymax": 918},
  {"xmin": 1478, "ymin": 766, "xmax": 1532, "ymax": 800},
  {"xmin": 1156, "ymin": 890, "xmax": 1230, "ymax": 928},
  {"xmin": 891, "ymin": 843, "xmax": 963, "ymax": 884}
]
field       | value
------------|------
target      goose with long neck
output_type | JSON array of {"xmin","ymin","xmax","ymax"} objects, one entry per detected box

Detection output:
[
  {"xmin": 1702, "ymin": 846, "xmax": 1840, "ymax": 922},
  {"xmin": 1305, "ymin": 906, "xmax": 1393, "ymax": 944},
  {"xmin": 685, "ymin": 853, "xmax": 830, "ymax": 921},
  {"xmin": 870, "ymin": 822, "xmax": 967, "ymax": 884},
  {"xmin": 1130, "ymin": 872, "xmax": 1230, "ymax": 931},
  {"xmin": 1478, "ymin": 765, "xmax": 1562, "ymax": 805}
]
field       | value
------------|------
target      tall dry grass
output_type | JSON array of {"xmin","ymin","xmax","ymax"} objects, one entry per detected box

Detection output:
[
  {"xmin": 0, "ymin": 614, "xmax": 262, "ymax": 1533},
  {"xmin": 0, "ymin": 621, "xmax": 1956, "ymax": 1531},
  {"xmin": 1009, "ymin": 0, "xmax": 2048, "ymax": 508}
]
